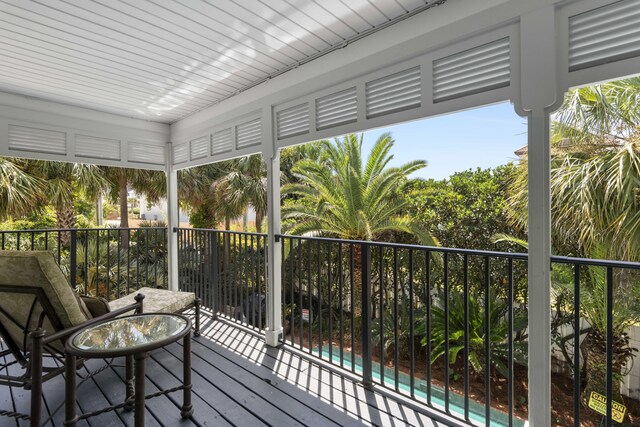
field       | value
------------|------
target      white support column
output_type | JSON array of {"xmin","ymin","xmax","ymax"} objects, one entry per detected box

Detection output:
[
  {"xmin": 264, "ymin": 148, "xmax": 283, "ymax": 346},
  {"xmin": 263, "ymin": 104, "xmax": 283, "ymax": 347},
  {"xmin": 526, "ymin": 109, "xmax": 552, "ymax": 427},
  {"xmin": 165, "ymin": 143, "xmax": 179, "ymax": 291},
  {"xmin": 515, "ymin": 6, "xmax": 564, "ymax": 427}
]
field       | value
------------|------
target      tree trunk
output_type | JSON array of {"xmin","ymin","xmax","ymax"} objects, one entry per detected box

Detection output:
[
  {"xmin": 56, "ymin": 205, "xmax": 75, "ymax": 246},
  {"xmin": 223, "ymin": 217, "xmax": 231, "ymax": 275},
  {"xmin": 352, "ymin": 244, "xmax": 363, "ymax": 319},
  {"xmin": 118, "ymin": 173, "xmax": 130, "ymax": 247},
  {"xmin": 582, "ymin": 329, "xmax": 627, "ymax": 409},
  {"xmin": 255, "ymin": 211, "xmax": 263, "ymax": 234}
]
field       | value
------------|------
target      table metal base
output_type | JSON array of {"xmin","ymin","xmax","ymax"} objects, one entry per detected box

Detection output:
[{"xmin": 64, "ymin": 334, "xmax": 192, "ymax": 426}]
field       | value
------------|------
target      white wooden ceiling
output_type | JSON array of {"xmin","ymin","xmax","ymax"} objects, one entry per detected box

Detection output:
[{"xmin": 0, "ymin": 0, "xmax": 444, "ymax": 123}]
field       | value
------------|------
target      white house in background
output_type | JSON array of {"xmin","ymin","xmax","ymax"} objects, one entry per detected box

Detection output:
[{"xmin": 138, "ymin": 194, "xmax": 189, "ymax": 224}]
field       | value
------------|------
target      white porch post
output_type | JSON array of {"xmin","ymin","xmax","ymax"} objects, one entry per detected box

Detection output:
[
  {"xmin": 165, "ymin": 143, "xmax": 179, "ymax": 292},
  {"xmin": 264, "ymin": 148, "xmax": 283, "ymax": 346},
  {"xmin": 516, "ymin": 5, "xmax": 565, "ymax": 427},
  {"xmin": 263, "ymin": 106, "xmax": 283, "ymax": 347}
]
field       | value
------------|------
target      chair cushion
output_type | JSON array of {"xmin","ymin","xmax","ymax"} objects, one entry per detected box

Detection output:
[
  {"xmin": 80, "ymin": 295, "xmax": 111, "ymax": 318},
  {"xmin": 0, "ymin": 250, "xmax": 89, "ymax": 351},
  {"xmin": 109, "ymin": 287, "xmax": 195, "ymax": 314}
]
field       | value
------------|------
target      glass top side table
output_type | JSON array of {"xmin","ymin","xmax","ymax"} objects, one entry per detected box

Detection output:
[{"xmin": 65, "ymin": 313, "xmax": 193, "ymax": 427}]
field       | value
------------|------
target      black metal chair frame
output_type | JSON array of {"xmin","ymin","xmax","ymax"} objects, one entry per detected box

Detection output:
[{"xmin": 0, "ymin": 284, "xmax": 144, "ymax": 426}]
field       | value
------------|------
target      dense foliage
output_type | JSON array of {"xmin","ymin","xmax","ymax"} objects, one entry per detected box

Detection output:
[{"xmin": 404, "ymin": 165, "xmax": 523, "ymax": 251}]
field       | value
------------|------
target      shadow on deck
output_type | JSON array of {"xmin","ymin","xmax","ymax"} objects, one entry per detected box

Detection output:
[{"xmin": 1, "ymin": 312, "xmax": 451, "ymax": 426}]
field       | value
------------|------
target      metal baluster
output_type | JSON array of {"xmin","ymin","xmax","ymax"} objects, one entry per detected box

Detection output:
[
  {"xmin": 328, "ymin": 241, "xmax": 333, "ymax": 363},
  {"xmin": 290, "ymin": 238, "xmax": 295, "ymax": 345},
  {"xmin": 484, "ymin": 256, "xmax": 491, "ymax": 426},
  {"xmin": 426, "ymin": 250, "xmax": 432, "ymax": 405},
  {"xmin": 573, "ymin": 263, "xmax": 580, "ymax": 427},
  {"xmin": 127, "ymin": 229, "xmax": 131, "ymax": 293},
  {"xmin": 95, "ymin": 230, "xmax": 100, "ymax": 297},
  {"xmin": 84, "ymin": 231, "xmax": 89, "ymax": 295},
  {"xmin": 317, "ymin": 240, "xmax": 322, "ymax": 359},
  {"xmin": 70, "ymin": 230, "xmax": 77, "ymax": 290},
  {"xmin": 393, "ymin": 247, "xmax": 399, "ymax": 391},
  {"xmin": 298, "ymin": 238, "xmax": 304, "ymax": 350},
  {"xmin": 444, "ymin": 252, "xmax": 450, "ymax": 412},
  {"xmin": 350, "ymin": 244, "xmax": 355, "ymax": 372},
  {"xmin": 409, "ymin": 249, "xmax": 415, "ymax": 398},
  {"xmin": 463, "ymin": 254, "xmax": 470, "ymax": 420},
  {"xmin": 361, "ymin": 242, "xmax": 372, "ymax": 389},
  {"xmin": 106, "ymin": 229, "xmax": 111, "ymax": 299},
  {"xmin": 508, "ymin": 258, "xmax": 514, "ymax": 427},
  {"xmin": 606, "ymin": 266, "xmax": 613, "ymax": 427},
  {"xmin": 308, "ymin": 240, "xmax": 313, "ymax": 354},
  {"xmin": 339, "ymin": 243, "xmax": 344, "ymax": 367},
  {"xmin": 379, "ymin": 246, "xmax": 384, "ymax": 386}
]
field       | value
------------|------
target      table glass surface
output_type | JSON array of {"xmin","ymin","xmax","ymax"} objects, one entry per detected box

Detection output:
[{"xmin": 71, "ymin": 314, "xmax": 188, "ymax": 354}]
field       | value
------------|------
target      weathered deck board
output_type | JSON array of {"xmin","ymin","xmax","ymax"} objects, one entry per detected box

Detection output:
[{"xmin": 0, "ymin": 314, "xmax": 451, "ymax": 427}]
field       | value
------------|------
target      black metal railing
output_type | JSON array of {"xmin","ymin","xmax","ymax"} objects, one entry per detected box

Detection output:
[
  {"xmin": 550, "ymin": 256, "xmax": 640, "ymax": 427},
  {"xmin": 0, "ymin": 227, "xmax": 168, "ymax": 300},
  {"xmin": 176, "ymin": 228, "xmax": 268, "ymax": 330},
  {"xmin": 277, "ymin": 233, "xmax": 529, "ymax": 426},
  {"xmin": 5, "ymin": 226, "xmax": 637, "ymax": 425},
  {"xmin": 277, "ymin": 233, "xmax": 640, "ymax": 427}
]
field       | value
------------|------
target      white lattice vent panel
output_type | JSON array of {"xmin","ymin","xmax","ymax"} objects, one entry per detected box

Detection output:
[
  {"xmin": 128, "ymin": 142, "xmax": 164, "ymax": 165},
  {"xmin": 236, "ymin": 118, "xmax": 262, "ymax": 149},
  {"xmin": 365, "ymin": 66, "xmax": 421, "ymax": 118},
  {"xmin": 211, "ymin": 128, "xmax": 233, "ymax": 155},
  {"xmin": 75, "ymin": 134, "xmax": 121, "ymax": 160},
  {"xmin": 433, "ymin": 38, "xmax": 510, "ymax": 103},
  {"xmin": 190, "ymin": 135, "xmax": 209, "ymax": 160},
  {"xmin": 568, "ymin": 0, "xmax": 640, "ymax": 71},
  {"xmin": 316, "ymin": 87, "xmax": 357, "ymax": 131},
  {"xmin": 8, "ymin": 124, "xmax": 66, "ymax": 155}
]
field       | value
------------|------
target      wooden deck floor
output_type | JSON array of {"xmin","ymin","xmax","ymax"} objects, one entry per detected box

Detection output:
[{"xmin": 1, "ymin": 313, "xmax": 456, "ymax": 427}]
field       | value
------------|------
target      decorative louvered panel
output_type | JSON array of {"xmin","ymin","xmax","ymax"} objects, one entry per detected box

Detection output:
[
  {"xmin": 276, "ymin": 103, "xmax": 309, "ymax": 139},
  {"xmin": 8, "ymin": 124, "xmax": 66, "ymax": 155},
  {"xmin": 190, "ymin": 135, "xmax": 209, "ymax": 160},
  {"xmin": 568, "ymin": 0, "xmax": 640, "ymax": 71},
  {"xmin": 433, "ymin": 38, "xmax": 510, "ymax": 103},
  {"xmin": 128, "ymin": 142, "xmax": 164, "ymax": 165},
  {"xmin": 211, "ymin": 128, "xmax": 233, "ymax": 155},
  {"xmin": 365, "ymin": 66, "xmax": 421, "ymax": 119},
  {"xmin": 173, "ymin": 143, "xmax": 188, "ymax": 164},
  {"xmin": 236, "ymin": 118, "xmax": 262, "ymax": 149},
  {"xmin": 316, "ymin": 87, "xmax": 357, "ymax": 131},
  {"xmin": 75, "ymin": 134, "xmax": 121, "ymax": 160}
]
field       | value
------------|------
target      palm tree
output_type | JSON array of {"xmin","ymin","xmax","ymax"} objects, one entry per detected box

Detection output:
[
  {"xmin": 0, "ymin": 157, "xmax": 45, "ymax": 220},
  {"xmin": 552, "ymin": 78, "xmax": 640, "ymax": 144},
  {"xmin": 506, "ymin": 77, "xmax": 640, "ymax": 405},
  {"xmin": 282, "ymin": 132, "xmax": 436, "ymax": 314},
  {"xmin": 17, "ymin": 160, "xmax": 110, "ymax": 246},
  {"xmin": 212, "ymin": 155, "xmax": 267, "ymax": 232}
]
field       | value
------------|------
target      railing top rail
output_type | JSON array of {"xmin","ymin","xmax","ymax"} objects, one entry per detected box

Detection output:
[
  {"xmin": 550, "ymin": 255, "xmax": 640, "ymax": 269},
  {"xmin": 0, "ymin": 227, "xmax": 167, "ymax": 233},
  {"xmin": 275, "ymin": 233, "xmax": 530, "ymax": 260},
  {"xmin": 276, "ymin": 233, "xmax": 640, "ymax": 268},
  {"xmin": 175, "ymin": 227, "xmax": 267, "ymax": 237}
]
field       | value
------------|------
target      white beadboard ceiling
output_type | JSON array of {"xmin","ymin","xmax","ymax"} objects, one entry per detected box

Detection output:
[{"xmin": 0, "ymin": 0, "xmax": 445, "ymax": 124}]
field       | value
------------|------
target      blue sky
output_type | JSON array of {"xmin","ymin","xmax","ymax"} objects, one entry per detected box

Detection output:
[{"xmin": 360, "ymin": 102, "xmax": 527, "ymax": 180}]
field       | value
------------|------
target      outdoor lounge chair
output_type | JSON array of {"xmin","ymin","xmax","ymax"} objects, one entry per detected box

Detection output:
[{"xmin": 0, "ymin": 250, "xmax": 199, "ymax": 426}]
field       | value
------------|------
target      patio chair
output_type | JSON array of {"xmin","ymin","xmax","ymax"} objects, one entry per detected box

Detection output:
[{"xmin": 0, "ymin": 250, "xmax": 199, "ymax": 426}]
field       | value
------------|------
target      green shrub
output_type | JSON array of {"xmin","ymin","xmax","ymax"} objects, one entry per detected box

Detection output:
[{"xmin": 424, "ymin": 288, "xmax": 528, "ymax": 377}]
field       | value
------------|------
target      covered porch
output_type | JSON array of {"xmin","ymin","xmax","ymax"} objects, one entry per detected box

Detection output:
[
  {"xmin": 1, "ymin": 311, "xmax": 451, "ymax": 427},
  {"xmin": 1, "ymin": 0, "xmax": 640, "ymax": 426}
]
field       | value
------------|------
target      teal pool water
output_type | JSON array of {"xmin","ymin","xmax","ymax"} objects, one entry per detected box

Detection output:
[{"xmin": 316, "ymin": 346, "xmax": 526, "ymax": 427}]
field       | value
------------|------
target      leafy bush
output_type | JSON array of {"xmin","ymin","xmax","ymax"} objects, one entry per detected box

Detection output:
[{"xmin": 424, "ymin": 289, "xmax": 528, "ymax": 377}]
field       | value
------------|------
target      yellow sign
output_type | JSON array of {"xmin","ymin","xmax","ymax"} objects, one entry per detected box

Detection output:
[{"xmin": 587, "ymin": 391, "xmax": 627, "ymax": 423}]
